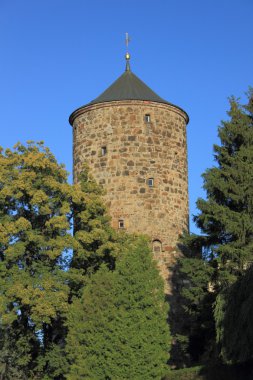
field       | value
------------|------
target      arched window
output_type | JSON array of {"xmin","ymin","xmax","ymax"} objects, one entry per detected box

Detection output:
[{"xmin": 153, "ymin": 239, "xmax": 162, "ymax": 253}]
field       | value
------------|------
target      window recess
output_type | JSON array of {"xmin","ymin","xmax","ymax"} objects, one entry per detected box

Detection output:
[
  {"xmin": 153, "ymin": 240, "xmax": 162, "ymax": 253},
  {"xmin": 148, "ymin": 178, "xmax": 154, "ymax": 187},
  {"xmin": 101, "ymin": 146, "xmax": 107, "ymax": 156},
  {"xmin": 144, "ymin": 114, "xmax": 151, "ymax": 123},
  {"xmin": 118, "ymin": 219, "xmax": 125, "ymax": 229}
]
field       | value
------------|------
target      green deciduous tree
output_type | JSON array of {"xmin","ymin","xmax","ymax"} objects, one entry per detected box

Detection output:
[
  {"xmin": 0, "ymin": 142, "xmax": 141, "ymax": 379},
  {"xmin": 66, "ymin": 237, "xmax": 171, "ymax": 380},
  {"xmin": 69, "ymin": 165, "xmax": 123, "ymax": 295},
  {"xmin": 0, "ymin": 142, "xmax": 74, "ymax": 378}
]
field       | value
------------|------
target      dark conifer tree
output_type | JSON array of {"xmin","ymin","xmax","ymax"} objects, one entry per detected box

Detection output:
[
  {"xmin": 176, "ymin": 89, "xmax": 253, "ymax": 365},
  {"xmin": 66, "ymin": 237, "xmax": 171, "ymax": 380},
  {"xmin": 214, "ymin": 265, "xmax": 253, "ymax": 364},
  {"xmin": 195, "ymin": 89, "xmax": 253, "ymax": 286}
]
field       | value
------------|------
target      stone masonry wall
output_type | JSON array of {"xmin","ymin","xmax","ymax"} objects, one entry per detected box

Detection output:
[{"xmin": 71, "ymin": 100, "xmax": 189, "ymax": 293}]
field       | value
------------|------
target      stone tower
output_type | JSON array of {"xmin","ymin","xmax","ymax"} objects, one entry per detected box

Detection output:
[{"xmin": 69, "ymin": 54, "xmax": 189, "ymax": 292}]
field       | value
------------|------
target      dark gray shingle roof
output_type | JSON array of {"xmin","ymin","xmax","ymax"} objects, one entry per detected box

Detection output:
[
  {"xmin": 69, "ymin": 64, "xmax": 189, "ymax": 125},
  {"xmin": 89, "ymin": 69, "xmax": 168, "ymax": 105}
]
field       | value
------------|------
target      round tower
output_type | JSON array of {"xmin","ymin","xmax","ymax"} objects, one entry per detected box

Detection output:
[{"xmin": 69, "ymin": 54, "xmax": 189, "ymax": 292}]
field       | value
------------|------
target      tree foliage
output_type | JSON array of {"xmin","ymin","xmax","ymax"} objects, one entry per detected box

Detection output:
[
  {"xmin": 177, "ymin": 89, "xmax": 253, "ymax": 366},
  {"xmin": 170, "ymin": 233, "xmax": 217, "ymax": 366},
  {"xmin": 211, "ymin": 90, "xmax": 253, "ymax": 364},
  {"xmin": 177, "ymin": 256, "xmax": 216, "ymax": 364},
  {"xmin": 215, "ymin": 265, "xmax": 253, "ymax": 364},
  {"xmin": 0, "ymin": 142, "xmax": 74, "ymax": 378},
  {"xmin": 69, "ymin": 164, "xmax": 124, "ymax": 294},
  {"xmin": 66, "ymin": 237, "xmax": 171, "ymax": 380},
  {"xmin": 0, "ymin": 142, "xmax": 169, "ymax": 379},
  {"xmin": 0, "ymin": 143, "xmax": 122, "ymax": 378},
  {"xmin": 195, "ymin": 90, "xmax": 253, "ymax": 285}
]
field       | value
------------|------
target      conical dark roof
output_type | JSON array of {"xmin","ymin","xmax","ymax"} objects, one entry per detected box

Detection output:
[
  {"xmin": 89, "ymin": 68, "xmax": 168, "ymax": 105},
  {"xmin": 69, "ymin": 60, "xmax": 189, "ymax": 125}
]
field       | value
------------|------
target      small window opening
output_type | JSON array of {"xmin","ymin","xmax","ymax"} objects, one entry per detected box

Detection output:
[
  {"xmin": 118, "ymin": 219, "xmax": 125, "ymax": 229},
  {"xmin": 101, "ymin": 146, "xmax": 107, "ymax": 156},
  {"xmin": 145, "ymin": 114, "xmax": 151, "ymax": 123},
  {"xmin": 148, "ymin": 178, "xmax": 154, "ymax": 187}
]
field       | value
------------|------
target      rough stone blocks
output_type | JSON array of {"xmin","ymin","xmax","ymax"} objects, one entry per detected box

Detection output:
[{"xmin": 71, "ymin": 100, "xmax": 189, "ymax": 293}]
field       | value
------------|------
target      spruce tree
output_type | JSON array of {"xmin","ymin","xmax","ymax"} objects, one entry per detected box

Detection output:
[
  {"xmin": 66, "ymin": 237, "xmax": 171, "ymax": 380},
  {"xmin": 201, "ymin": 91, "xmax": 253, "ymax": 361},
  {"xmin": 214, "ymin": 265, "xmax": 253, "ymax": 364},
  {"xmin": 176, "ymin": 89, "xmax": 253, "ymax": 365},
  {"xmin": 194, "ymin": 90, "xmax": 253, "ymax": 285}
]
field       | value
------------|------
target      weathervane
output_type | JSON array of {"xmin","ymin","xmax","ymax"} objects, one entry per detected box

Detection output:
[
  {"xmin": 125, "ymin": 33, "xmax": 130, "ymax": 52},
  {"xmin": 125, "ymin": 32, "xmax": 131, "ymax": 71}
]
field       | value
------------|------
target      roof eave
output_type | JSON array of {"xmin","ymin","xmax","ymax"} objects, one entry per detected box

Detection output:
[{"xmin": 69, "ymin": 99, "xmax": 189, "ymax": 126}]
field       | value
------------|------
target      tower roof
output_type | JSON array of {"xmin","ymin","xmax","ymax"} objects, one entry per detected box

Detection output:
[
  {"xmin": 89, "ymin": 68, "xmax": 168, "ymax": 105},
  {"xmin": 69, "ymin": 54, "xmax": 189, "ymax": 125}
]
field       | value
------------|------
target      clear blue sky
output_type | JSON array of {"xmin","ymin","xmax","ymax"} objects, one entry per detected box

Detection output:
[{"xmin": 1, "ymin": 0, "xmax": 252, "ymax": 232}]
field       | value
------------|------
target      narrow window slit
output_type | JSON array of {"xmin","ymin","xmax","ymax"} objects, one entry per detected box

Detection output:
[
  {"xmin": 145, "ymin": 114, "xmax": 151, "ymax": 123},
  {"xmin": 101, "ymin": 146, "xmax": 107, "ymax": 156},
  {"xmin": 148, "ymin": 178, "xmax": 154, "ymax": 187},
  {"xmin": 118, "ymin": 219, "xmax": 125, "ymax": 229}
]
